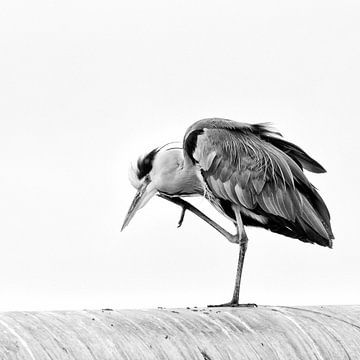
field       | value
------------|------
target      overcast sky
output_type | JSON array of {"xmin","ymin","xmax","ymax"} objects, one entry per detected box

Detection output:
[{"xmin": 0, "ymin": 0, "xmax": 359, "ymax": 311}]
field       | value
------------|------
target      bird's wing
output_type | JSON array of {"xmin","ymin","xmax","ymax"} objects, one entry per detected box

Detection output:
[
  {"xmin": 183, "ymin": 118, "xmax": 333, "ymax": 246},
  {"xmin": 184, "ymin": 118, "xmax": 326, "ymax": 173}
]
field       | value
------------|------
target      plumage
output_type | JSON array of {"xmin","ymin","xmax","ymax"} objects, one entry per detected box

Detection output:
[
  {"xmin": 123, "ymin": 117, "xmax": 334, "ymax": 305},
  {"xmin": 136, "ymin": 148, "xmax": 159, "ymax": 180},
  {"xmin": 183, "ymin": 118, "xmax": 334, "ymax": 248}
]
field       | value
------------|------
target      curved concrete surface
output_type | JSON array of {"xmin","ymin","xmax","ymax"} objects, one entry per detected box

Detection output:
[{"xmin": 0, "ymin": 305, "xmax": 359, "ymax": 359}]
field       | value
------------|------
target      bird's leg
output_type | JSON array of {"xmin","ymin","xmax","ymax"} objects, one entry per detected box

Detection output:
[
  {"xmin": 159, "ymin": 194, "xmax": 256, "ymax": 308},
  {"xmin": 208, "ymin": 206, "xmax": 256, "ymax": 308},
  {"xmin": 230, "ymin": 233, "xmax": 249, "ymax": 305},
  {"xmin": 158, "ymin": 194, "xmax": 238, "ymax": 243},
  {"xmin": 177, "ymin": 206, "xmax": 186, "ymax": 228}
]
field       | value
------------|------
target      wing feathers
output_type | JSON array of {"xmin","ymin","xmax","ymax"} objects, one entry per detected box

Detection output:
[
  {"xmin": 281, "ymin": 189, "xmax": 296, "ymax": 221},
  {"xmin": 218, "ymin": 161, "xmax": 234, "ymax": 182},
  {"xmin": 208, "ymin": 177, "xmax": 226, "ymax": 200},
  {"xmin": 234, "ymin": 184, "xmax": 255, "ymax": 209},
  {"xmin": 239, "ymin": 170, "xmax": 251, "ymax": 188},
  {"xmin": 183, "ymin": 118, "xmax": 333, "ymax": 247},
  {"xmin": 260, "ymin": 191, "xmax": 279, "ymax": 216},
  {"xmin": 223, "ymin": 180, "xmax": 239, "ymax": 203},
  {"xmin": 262, "ymin": 136, "xmax": 326, "ymax": 173},
  {"xmin": 202, "ymin": 151, "xmax": 217, "ymax": 171},
  {"xmin": 300, "ymin": 194, "xmax": 330, "ymax": 239},
  {"xmin": 252, "ymin": 176, "xmax": 266, "ymax": 194}
]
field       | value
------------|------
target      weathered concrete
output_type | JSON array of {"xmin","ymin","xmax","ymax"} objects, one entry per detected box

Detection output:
[{"xmin": 0, "ymin": 305, "xmax": 359, "ymax": 359}]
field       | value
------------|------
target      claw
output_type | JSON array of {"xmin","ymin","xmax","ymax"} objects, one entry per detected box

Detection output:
[{"xmin": 177, "ymin": 206, "xmax": 186, "ymax": 228}]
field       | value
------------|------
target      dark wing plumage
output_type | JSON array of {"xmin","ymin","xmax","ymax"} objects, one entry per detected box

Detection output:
[{"xmin": 183, "ymin": 118, "xmax": 334, "ymax": 247}]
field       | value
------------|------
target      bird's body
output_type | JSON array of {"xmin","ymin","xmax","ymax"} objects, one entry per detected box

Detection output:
[
  {"xmin": 183, "ymin": 118, "xmax": 333, "ymax": 247},
  {"xmin": 122, "ymin": 118, "xmax": 334, "ymax": 306}
]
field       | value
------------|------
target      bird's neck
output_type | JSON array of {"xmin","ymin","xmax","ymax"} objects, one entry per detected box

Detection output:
[{"xmin": 173, "ymin": 158, "xmax": 204, "ymax": 196}]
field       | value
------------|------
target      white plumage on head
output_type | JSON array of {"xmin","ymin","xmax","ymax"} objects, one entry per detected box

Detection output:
[{"xmin": 128, "ymin": 142, "xmax": 183, "ymax": 190}]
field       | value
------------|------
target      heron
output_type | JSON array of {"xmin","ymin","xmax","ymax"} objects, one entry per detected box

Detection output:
[{"xmin": 121, "ymin": 118, "xmax": 334, "ymax": 307}]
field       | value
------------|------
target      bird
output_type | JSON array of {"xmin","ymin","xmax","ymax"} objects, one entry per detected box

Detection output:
[{"xmin": 121, "ymin": 118, "xmax": 334, "ymax": 307}]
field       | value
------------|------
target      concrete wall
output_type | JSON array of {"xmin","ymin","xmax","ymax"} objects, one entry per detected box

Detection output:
[{"xmin": 0, "ymin": 305, "xmax": 359, "ymax": 359}]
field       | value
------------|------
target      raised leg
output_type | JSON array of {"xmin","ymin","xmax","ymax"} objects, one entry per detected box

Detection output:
[{"xmin": 158, "ymin": 194, "xmax": 238, "ymax": 244}]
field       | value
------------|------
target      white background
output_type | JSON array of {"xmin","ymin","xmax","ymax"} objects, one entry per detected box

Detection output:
[{"xmin": 0, "ymin": 0, "xmax": 359, "ymax": 311}]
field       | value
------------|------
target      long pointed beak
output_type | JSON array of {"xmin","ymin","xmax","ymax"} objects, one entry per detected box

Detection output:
[{"xmin": 121, "ymin": 180, "xmax": 157, "ymax": 231}]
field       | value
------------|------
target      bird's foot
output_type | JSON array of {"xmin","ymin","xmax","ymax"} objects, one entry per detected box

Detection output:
[
  {"xmin": 208, "ymin": 302, "xmax": 257, "ymax": 308},
  {"xmin": 177, "ymin": 206, "xmax": 187, "ymax": 228}
]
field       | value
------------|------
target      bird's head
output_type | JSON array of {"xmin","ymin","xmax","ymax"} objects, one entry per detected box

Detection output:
[{"xmin": 121, "ymin": 143, "xmax": 184, "ymax": 231}]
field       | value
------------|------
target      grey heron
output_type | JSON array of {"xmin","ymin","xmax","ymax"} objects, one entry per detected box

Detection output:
[{"xmin": 121, "ymin": 118, "xmax": 334, "ymax": 307}]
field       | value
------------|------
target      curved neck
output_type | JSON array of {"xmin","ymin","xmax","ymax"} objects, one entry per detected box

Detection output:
[{"xmin": 172, "ymin": 158, "xmax": 203, "ymax": 196}]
